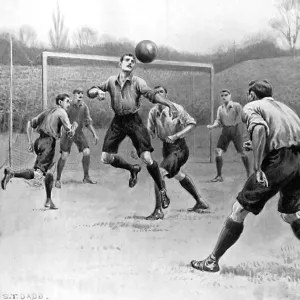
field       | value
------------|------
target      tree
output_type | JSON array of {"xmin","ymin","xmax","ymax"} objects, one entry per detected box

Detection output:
[
  {"xmin": 18, "ymin": 25, "xmax": 37, "ymax": 47},
  {"xmin": 49, "ymin": 3, "xmax": 69, "ymax": 49},
  {"xmin": 73, "ymin": 27, "xmax": 98, "ymax": 48},
  {"xmin": 270, "ymin": 0, "xmax": 300, "ymax": 56}
]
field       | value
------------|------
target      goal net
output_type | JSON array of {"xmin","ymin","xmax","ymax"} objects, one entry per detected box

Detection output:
[
  {"xmin": 0, "ymin": 51, "xmax": 214, "ymax": 173},
  {"xmin": 42, "ymin": 52, "xmax": 214, "ymax": 171}
]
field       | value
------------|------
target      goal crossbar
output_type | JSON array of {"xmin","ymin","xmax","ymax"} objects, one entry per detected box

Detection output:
[{"xmin": 41, "ymin": 51, "xmax": 215, "ymax": 162}]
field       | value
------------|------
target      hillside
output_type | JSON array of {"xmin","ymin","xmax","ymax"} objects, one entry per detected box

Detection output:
[
  {"xmin": 0, "ymin": 56, "xmax": 300, "ymax": 133},
  {"xmin": 209, "ymin": 56, "xmax": 300, "ymax": 113}
]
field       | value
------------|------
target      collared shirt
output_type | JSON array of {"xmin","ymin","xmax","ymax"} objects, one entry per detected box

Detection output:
[
  {"xmin": 97, "ymin": 74, "xmax": 153, "ymax": 115},
  {"xmin": 243, "ymin": 97, "xmax": 300, "ymax": 153},
  {"xmin": 147, "ymin": 103, "xmax": 197, "ymax": 140},
  {"xmin": 214, "ymin": 101, "xmax": 242, "ymax": 127},
  {"xmin": 67, "ymin": 101, "xmax": 92, "ymax": 131},
  {"xmin": 30, "ymin": 106, "xmax": 72, "ymax": 140}
]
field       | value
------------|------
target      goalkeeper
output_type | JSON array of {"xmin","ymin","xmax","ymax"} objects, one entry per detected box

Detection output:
[{"xmin": 1, "ymin": 93, "xmax": 77, "ymax": 210}]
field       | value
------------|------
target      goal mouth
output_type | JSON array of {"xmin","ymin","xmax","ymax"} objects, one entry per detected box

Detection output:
[
  {"xmin": 0, "ymin": 51, "xmax": 214, "ymax": 172},
  {"xmin": 42, "ymin": 51, "xmax": 215, "ymax": 168}
]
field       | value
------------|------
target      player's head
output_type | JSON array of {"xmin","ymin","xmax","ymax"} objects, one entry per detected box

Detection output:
[
  {"xmin": 154, "ymin": 85, "xmax": 168, "ymax": 97},
  {"xmin": 247, "ymin": 80, "xmax": 273, "ymax": 101},
  {"xmin": 73, "ymin": 88, "xmax": 84, "ymax": 102},
  {"xmin": 56, "ymin": 93, "xmax": 70, "ymax": 111},
  {"xmin": 220, "ymin": 89, "xmax": 231, "ymax": 103},
  {"xmin": 119, "ymin": 53, "xmax": 136, "ymax": 73}
]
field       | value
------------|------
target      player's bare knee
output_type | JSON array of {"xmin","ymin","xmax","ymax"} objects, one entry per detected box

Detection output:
[
  {"xmin": 82, "ymin": 148, "xmax": 90, "ymax": 156},
  {"xmin": 101, "ymin": 152, "xmax": 114, "ymax": 164},
  {"xmin": 215, "ymin": 148, "xmax": 223, "ymax": 157},
  {"xmin": 140, "ymin": 151, "xmax": 153, "ymax": 166},
  {"xmin": 174, "ymin": 171, "xmax": 185, "ymax": 181},
  {"xmin": 281, "ymin": 212, "xmax": 300, "ymax": 224},
  {"xmin": 61, "ymin": 151, "xmax": 69, "ymax": 160},
  {"xmin": 229, "ymin": 201, "xmax": 249, "ymax": 223}
]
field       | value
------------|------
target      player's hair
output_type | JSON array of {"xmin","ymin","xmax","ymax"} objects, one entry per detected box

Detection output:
[
  {"xmin": 120, "ymin": 53, "xmax": 136, "ymax": 63},
  {"xmin": 220, "ymin": 89, "xmax": 230, "ymax": 95},
  {"xmin": 248, "ymin": 80, "xmax": 273, "ymax": 99},
  {"xmin": 154, "ymin": 85, "xmax": 168, "ymax": 94},
  {"xmin": 56, "ymin": 93, "xmax": 69, "ymax": 105}
]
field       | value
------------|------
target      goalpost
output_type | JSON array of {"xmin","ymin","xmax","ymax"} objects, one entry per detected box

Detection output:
[{"xmin": 41, "ymin": 51, "xmax": 215, "ymax": 167}]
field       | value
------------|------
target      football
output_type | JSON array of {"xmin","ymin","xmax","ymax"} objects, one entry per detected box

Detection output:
[{"xmin": 135, "ymin": 40, "xmax": 158, "ymax": 63}]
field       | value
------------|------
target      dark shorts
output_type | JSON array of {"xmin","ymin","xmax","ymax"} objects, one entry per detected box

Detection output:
[
  {"xmin": 237, "ymin": 146, "xmax": 300, "ymax": 215},
  {"xmin": 160, "ymin": 139, "xmax": 189, "ymax": 178},
  {"xmin": 60, "ymin": 130, "xmax": 89, "ymax": 153},
  {"xmin": 33, "ymin": 131, "xmax": 56, "ymax": 175},
  {"xmin": 102, "ymin": 113, "xmax": 153, "ymax": 157},
  {"xmin": 217, "ymin": 125, "xmax": 243, "ymax": 153}
]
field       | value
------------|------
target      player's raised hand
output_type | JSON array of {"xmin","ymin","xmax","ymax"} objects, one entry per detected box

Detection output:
[
  {"xmin": 243, "ymin": 140, "xmax": 253, "ymax": 151},
  {"xmin": 207, "ymin": 125, "xmax": 213, "ymax": 130},
  {"xmin": 255, "ymin": 170, "xmax": 268, "ymax": 187},
  {"xmin": 27, "ymin": 142, "xmax": 34, "ymax": 153}
]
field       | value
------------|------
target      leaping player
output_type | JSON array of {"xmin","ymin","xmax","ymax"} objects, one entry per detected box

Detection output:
[
  {"xmin": 1, "ymin": 94, "xmax": 77, "ymax": 209},
  {"xmin": 87, "ymin": 53, "xmax": 178, "ymax": 208}
]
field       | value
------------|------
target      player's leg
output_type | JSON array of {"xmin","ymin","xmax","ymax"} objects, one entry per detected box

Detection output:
[
  {"xmin": 82, "ymin": 148, "xmax": 97, "ymax": 183},
  {"xmin": 1, "ymin": 136, "xmax": 42, "ymax": 189},
  {"xmin": 101, "ymin": 117, "xmax": 141, "ymax": 188},
  {"xmin": 56, "ymin": 132, "xmax": 72, "ymax": 188},
  {"xmin": 140, "ymin": 150, "xmax": 167, "ymax": 193},
  {"xmin": 191, "ymin": 200, "xmax": 249, "ymax": 272},
  {"xmin": 233, "ymin": 127, "xmax": 250, "ymax": 178},
  {"xmin": 191, "ymin": 148, "xmax": 290, "ymax": 273},
  {"xmin": 146, "ymin": 167, "xmax": 169, "ymax": 221},
  {"xmin": 74, "ymin": 131, "xmax": 96, "ymax": 184},
  {"xmin": 44, "ymin": 171, "xmax": 57, "ymax": 209},
  {"xmin": 1, "ymin": 167, "xmax": 35, "ymax": 189},
  {"xmin": 162, "ymin": 139, "xmax": 209, "ymax": 211},
  {"xmin": 211, "ymin": 147, "xmax": 224, "ymax": 182},
  {"xmin": 127, "ymin": 114, "xmax": 169, "ymax": 202},
  {"xmin": 212, "ymin": 128, "xmax": 231, "ymax": 182},
  {"xmin": 279, "ymin": 164, "xmax": 300, "ymax": 240},
  {"xmin": 34, "ymin": 135, "xmax": 57, "ymax": 208},
  {"xmin": 176, "ymin": 171, "xmax": 209, "ymax": 211}
]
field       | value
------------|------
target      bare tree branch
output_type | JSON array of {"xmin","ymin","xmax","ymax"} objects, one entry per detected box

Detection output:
[
  {"xmin": 18, "ymin": 25, "xmax": 37, "ymax": 47},
  {"xmin": 270, "ymin": 0, "xmax": 300, "ymax": 54},
  {"xmin": 73, "ymin": 27, "xmax": 98, "ymax": 48},
  {"xmin": 48, "ymin": 3, "xmax": 69, "ymax": 49}
]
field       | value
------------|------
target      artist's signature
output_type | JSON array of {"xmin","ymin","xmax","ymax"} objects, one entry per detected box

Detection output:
[{"xmin": 1, "ymin": 294, "xmax": 47, "ymax": 300}]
